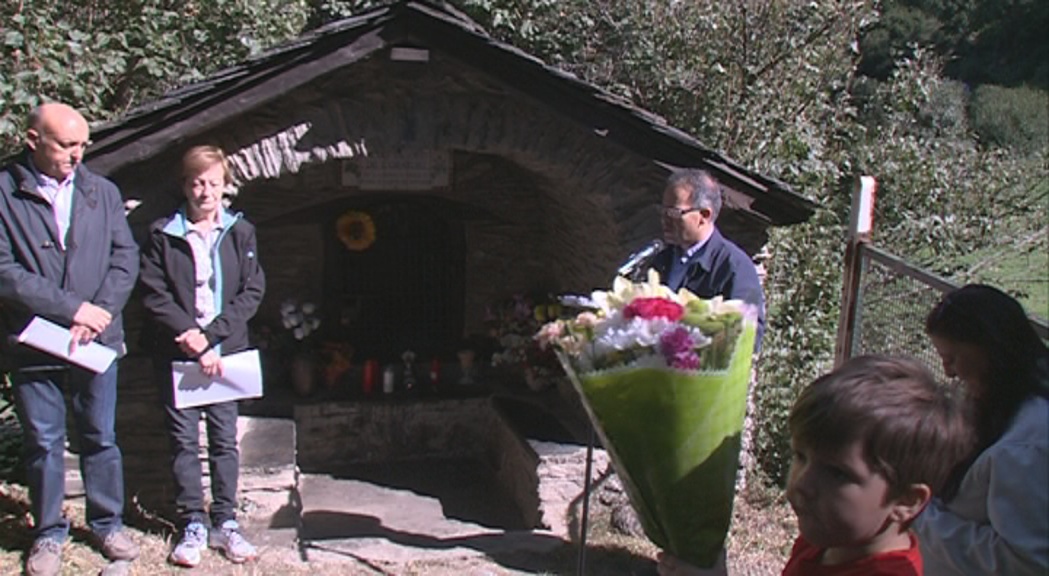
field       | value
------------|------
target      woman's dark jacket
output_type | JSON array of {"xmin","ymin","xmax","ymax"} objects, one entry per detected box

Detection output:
[{"xmin": 138, "ymin": 207, "xmax": 264, "ymax": 362}]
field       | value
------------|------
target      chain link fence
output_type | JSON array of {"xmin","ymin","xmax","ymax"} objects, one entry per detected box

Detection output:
[{"xmin": 841, "ymin": 243, "xmax": 1048, "ymax": 381}]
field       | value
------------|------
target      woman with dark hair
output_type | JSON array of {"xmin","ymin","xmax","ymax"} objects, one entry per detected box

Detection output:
[{"xmin": 916, "ymin": 283, "xmax": 1048, "ymax": 574}]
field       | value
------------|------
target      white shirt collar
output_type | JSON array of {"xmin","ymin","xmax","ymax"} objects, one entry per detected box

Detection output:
[
  {"xmin": 680, "ymin": 234, "xmax": 712, "ymax": 261},
  {"xmin": 27, "ymin": 158, "xmax": 76, "ymax": 191}
]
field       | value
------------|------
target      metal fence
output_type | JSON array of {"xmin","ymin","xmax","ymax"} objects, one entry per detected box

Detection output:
[{"xmin": 838, "ymin": 242, "xmax": 1049, "ymax": 381}]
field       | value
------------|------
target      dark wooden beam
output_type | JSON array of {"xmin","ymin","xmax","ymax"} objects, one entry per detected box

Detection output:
[
  {"xmin": 87, "ymin": 29, "xmax": 390, "ymax": 175},
  {"xmin": 398, "ymin": 4, "xmax": 817, "ymax": 225}
]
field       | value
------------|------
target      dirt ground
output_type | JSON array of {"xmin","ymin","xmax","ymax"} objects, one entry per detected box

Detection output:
[{"xmin": 0, "ymin": 479, "xmax": 794, "ymax": 576}]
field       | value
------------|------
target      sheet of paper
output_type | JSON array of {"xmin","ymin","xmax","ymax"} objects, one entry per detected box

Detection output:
[
  {"xmin": 172, "ymin": 349, "xmax": 264, "ymax": 409},
  {"xmin": 16, "ymin": 316, "xmax": 118, "ymax": 373}
]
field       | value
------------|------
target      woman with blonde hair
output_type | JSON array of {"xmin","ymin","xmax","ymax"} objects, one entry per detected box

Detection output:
[{"xmin": 139, "ymin": 145, "xmax": 265, "ymax": 567}]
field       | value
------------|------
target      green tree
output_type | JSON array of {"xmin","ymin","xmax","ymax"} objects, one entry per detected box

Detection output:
[
  {"xmin": 0, "ymin": 0, "xmax": 310, "ymax": 154},
  {"xmin": 857, "ymin": 0, "xmax": 1048, "ymax": 88},
  {"xmin": 969, "ymin": 85, "xmax": 1049, "ymax": 153},
  {"xmin": 3, "ymin": 0, "xmax": 1043, "ymax": 486}
]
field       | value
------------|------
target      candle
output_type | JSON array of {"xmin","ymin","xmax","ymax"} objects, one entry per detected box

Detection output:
[
  {"xmin": 362, "ymin": 359, "xmax": 377, "ymax": 396},
  {"xmin": 383, "ymin": 365, "xmax": 396, "ymax": 395},
  {"xmin": 430, "ymin": 357, "xmax": 440, "ymax": 392}
]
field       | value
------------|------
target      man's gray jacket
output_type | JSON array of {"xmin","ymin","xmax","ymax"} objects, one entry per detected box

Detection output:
[{"xmin": 0, "ymin": 152, "xmax": 139, "ymax": 368}]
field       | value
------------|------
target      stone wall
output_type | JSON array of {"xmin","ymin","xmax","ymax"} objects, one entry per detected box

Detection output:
[
  {"xmin": 115, "ymin": 356, "xmax": 175, "ymax": 513},
  {"xmin": 486, "ymin": 402, "xmax": 542, "ymax": 530},
  {"xmin": 107, "ymin": 51, "xmax": 770, "ymax": 504},
  {"xmin": 114, "ymin": 54, "xmax": 767, "ymax": 321},
  {"xmin": 530, "ymin": 440, "xmax": 611, "ymax": 538},
  {"xmin": 295, "ymin": 398, "xmax": 495, "ymax": 468},
  {"xmin": 295, "ymin": 398, "xmax": 542, "ymax": 529}
]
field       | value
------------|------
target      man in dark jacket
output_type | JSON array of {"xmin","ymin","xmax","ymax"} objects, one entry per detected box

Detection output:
[
  {"xmin": 0, "ymin": 102, "xmax": 140, "ymax": 575},
  {"xmin": 650, "ymin": 169, "xmax": 766, "ymax": 350}
]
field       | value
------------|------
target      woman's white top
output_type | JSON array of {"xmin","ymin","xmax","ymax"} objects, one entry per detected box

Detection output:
[{"xmin": 914, "ymin": 394, "xmax": 1049, "ymax": 575}]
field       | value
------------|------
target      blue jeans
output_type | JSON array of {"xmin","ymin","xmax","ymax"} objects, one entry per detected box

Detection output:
[{"xmin": 12, "ymin": 364, "xmax": 125, "ymax": 541}]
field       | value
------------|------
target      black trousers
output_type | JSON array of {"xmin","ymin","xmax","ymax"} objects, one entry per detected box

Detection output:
[{"xmin": 158, "ymin": 369, "xmax": 240, "ymax": 527}]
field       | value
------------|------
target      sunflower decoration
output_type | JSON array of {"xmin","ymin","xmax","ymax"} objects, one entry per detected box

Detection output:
[{"xmin": 336, "ymin": 210, "xmax": 376, "ymax": 251}]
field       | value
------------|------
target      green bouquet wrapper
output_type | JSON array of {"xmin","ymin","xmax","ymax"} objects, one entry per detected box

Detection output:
[{"xmin": 559, "ymin": 325, "xmax": 756, "ymax": 568}]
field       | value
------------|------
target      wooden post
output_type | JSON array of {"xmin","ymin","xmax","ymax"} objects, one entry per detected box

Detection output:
[{"xmin": 835, "ymin": 176, "xmax": 877, "ymax": 367}]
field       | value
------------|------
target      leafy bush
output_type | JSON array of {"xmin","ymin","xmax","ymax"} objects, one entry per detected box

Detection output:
[
  {"xmin": 969, "ymin": 84, "xmax": 1049, "ymax": 153},
  {"xmin": 2, "ymin": 0, "xmax": 1043, "ymax": 491},
  {"xmin": 0, "ymin": 0, "xmax": 310, "ymax": 155}
]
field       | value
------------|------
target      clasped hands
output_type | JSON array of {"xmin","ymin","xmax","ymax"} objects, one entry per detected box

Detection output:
[{"xmin": 175, "ymin": 328, "xmax": 223, "ymax": 378}]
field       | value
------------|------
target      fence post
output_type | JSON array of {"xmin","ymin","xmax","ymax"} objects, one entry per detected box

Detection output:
[{"xmin": 835, "ymin": 176, "xmax": 877, "ymax": 366}]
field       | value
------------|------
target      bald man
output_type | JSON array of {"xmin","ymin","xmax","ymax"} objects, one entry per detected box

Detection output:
[{"xmin": 0, "ymin": 102, "xmax": 140, "ymax": 575}]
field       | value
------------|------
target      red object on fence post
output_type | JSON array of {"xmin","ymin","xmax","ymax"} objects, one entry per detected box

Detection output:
[
  {"xmin": 362, "ymin": 359, "xmax": 378, "ymax": 396},
  {"xmin": 835, "ymin": 176, "xmax": 877, "ymax": 367}
]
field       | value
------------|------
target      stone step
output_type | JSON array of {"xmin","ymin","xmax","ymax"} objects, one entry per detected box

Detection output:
[
  {"xmin": 234, "ymin": 416, "xmax": 299, "ymax": 561},
  {"xmin": 57, "ymin": 401, "xmax": 610, "ymax": 572},
  {"xmin": 296, "ymin": 469, "xmax": 563, "ymax": 565},
  {"xmin": 64, "ymin": 415, "xmax": 299, "ymax": 559}
]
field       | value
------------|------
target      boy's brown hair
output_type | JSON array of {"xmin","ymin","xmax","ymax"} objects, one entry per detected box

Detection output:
[{"xmin": 789, "ymin": 355, "xmax": 972, "ymax": 496}]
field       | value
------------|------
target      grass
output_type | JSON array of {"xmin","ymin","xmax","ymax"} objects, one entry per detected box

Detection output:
[
  {"xmin": 962, "ymin": 238, "xmax": 1049, "ymax": 320},
  {"xmin": 0, "ymin": 475, "xmax": 794, "ymax": 576}
]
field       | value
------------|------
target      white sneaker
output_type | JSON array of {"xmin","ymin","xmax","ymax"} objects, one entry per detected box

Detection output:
[
  {"xmin": 208, "ymin": 520, "xmax": 257, "ymax": 563},
  {"xmin": 169, "ymin": 522, "xmax": 207, "ymax": 567}
]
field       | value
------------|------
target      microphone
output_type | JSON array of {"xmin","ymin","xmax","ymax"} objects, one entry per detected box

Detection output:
[{"xmin": 616, "ymin": 239, "xmax": 665, "ymax": 280}]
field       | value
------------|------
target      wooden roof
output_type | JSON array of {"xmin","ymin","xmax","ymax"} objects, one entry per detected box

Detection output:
[{"xmin": 85, "ymin": 0, "xmax": 817, "ymax": 226}]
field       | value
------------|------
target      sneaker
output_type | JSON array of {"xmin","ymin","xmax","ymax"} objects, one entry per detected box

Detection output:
[
  {"xmin": 100, "ymin": 529, "xmax": 140, "ymax": 561},
  {"xmin": 25, "ymin": 538, "xmax": 62, "ymax": 576},
  {"xmin": 208, "ymin": 520, "xmax": 257, "ymax": 563},
  {"xmin": 169, "ymin": 522, "xmax": 208, "ymax": 568}
]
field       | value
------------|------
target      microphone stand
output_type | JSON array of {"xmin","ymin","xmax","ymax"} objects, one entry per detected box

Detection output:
[
  {"xmin": 556, "ymin": 294, "xmax": 598, "ymax": 575},
  {"xmin": 570, "ymin": 241, "xmax": 663, "ymax": 573},
  {"xmin": 578, "ymin": 423, "xmax": 596, "ymax": 575}
]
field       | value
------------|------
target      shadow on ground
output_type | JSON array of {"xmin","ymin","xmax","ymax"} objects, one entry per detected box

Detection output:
[
  {"xmin": 325, "ymin": 459, "xmax": 527, "ymax": 530},
  {"xmin": 301, "ymin": 510, "xmax": 657, "ymax": 575}
]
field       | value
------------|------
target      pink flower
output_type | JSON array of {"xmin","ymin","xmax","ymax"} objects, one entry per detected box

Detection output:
[
  {"xmin": 535, "ymin": 321, "xmax": 566, "ymax": 350},
  {"xmin": 659, "ymin": 327, "xmax": 700, "ymax": 370},
  {"xmin": 623, "ymin": 298, "xmax": 684, "ymax": 322},
  {"xmin": 574, "ymin": 312, "xmax": 599, "ymax": 328}
]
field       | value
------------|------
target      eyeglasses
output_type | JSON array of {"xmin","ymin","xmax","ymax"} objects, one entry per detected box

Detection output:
[{"xmin": 661, "ymin": 206, "xmax": 700, "ymax": 219}]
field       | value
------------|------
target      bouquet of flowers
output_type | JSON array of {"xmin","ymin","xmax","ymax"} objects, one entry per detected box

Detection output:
[
  {"xmin": 487, "ymin": 293, "xmax": 563, "ymax": 390},
  {"xmin": 536, "ymin": 271, "xmax": 757, "ymax": 568},
  {"xmin": 281, "ymin": 299, "xmax": 321, "ymax": 343}
]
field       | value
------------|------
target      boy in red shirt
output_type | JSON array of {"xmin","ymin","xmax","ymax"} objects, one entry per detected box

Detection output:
[{"xmin": 658, "ymin": 355, "xmax": 971, "ymax": 575}]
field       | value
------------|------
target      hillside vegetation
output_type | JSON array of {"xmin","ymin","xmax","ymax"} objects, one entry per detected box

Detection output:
[{"xmin": 2, "ymin": 0, "xmax": 1045, "ymax": 485}]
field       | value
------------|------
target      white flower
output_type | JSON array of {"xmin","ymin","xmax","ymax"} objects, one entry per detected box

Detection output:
[
  {"xmin": 594, "ymin": 270, "xmax": 680, "ymax": 316},
  {"xmin": 591, "ymin": 316, "xmax": 676, "ymax": 358}
]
